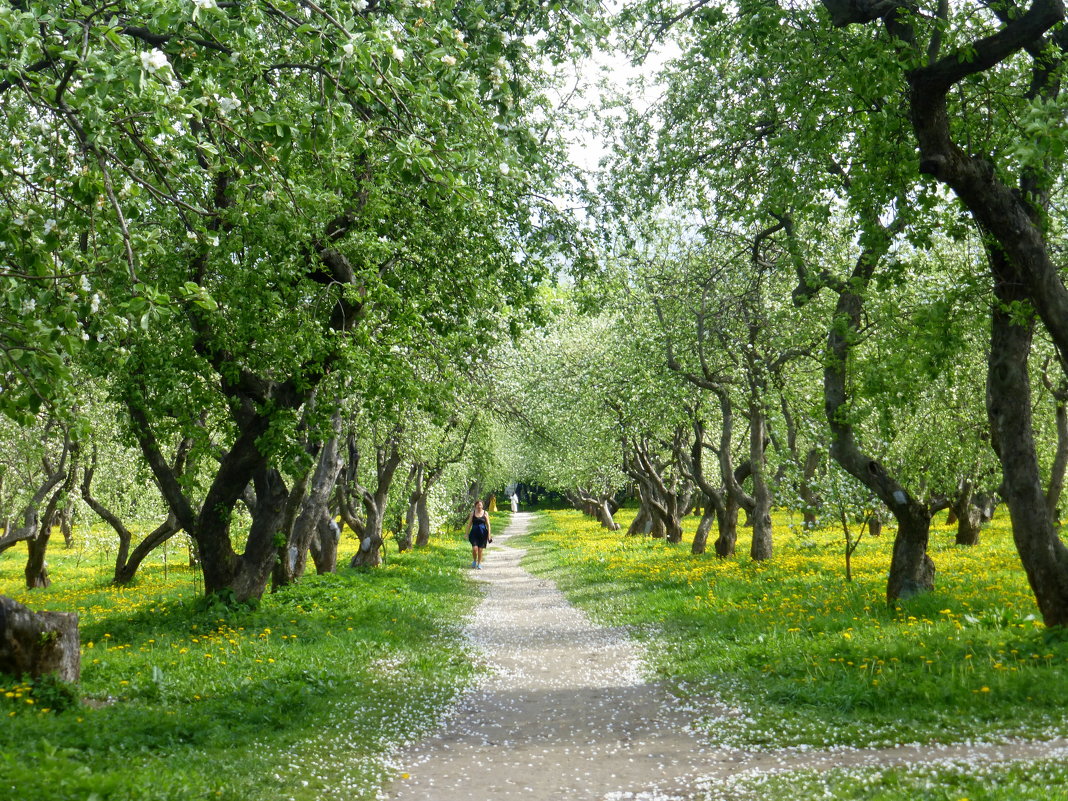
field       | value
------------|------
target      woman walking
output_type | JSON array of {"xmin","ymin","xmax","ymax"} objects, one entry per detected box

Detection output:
[{"xmin": 466, "ymin": 500, "xmax": 492, "ymax": 569}]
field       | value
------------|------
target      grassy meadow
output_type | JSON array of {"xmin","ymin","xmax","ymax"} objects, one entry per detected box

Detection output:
[
  {"xmin": 0, "ymin": 512, "xmax": 510, "ymax": 801},
  {"xmin": 4, "ymin": 505, "xmax": 1068, "ymax": 800},
  {"xmin": 518, "ymin": 508, "xmax": 1068, "ymax": 797}
]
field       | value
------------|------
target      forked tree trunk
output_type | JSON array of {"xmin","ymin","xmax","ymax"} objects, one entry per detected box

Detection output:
[
  {"xmin": 350, "ymin": 505, "xmax": 387, "ymax": 567},
  {"xmin": 349, "ymin": 433, "xmax": 404, "ymax": 568},
  {"xmin": 113, "ymin": 517, "xmax": 181, "ymax": 585},
  {"xmin": 274, "ymin": 431, "xmax": 342, "ymax": 588},
  {"xmin": 25, "ymin": 455, "xmax": 77, "ymax": 590}
]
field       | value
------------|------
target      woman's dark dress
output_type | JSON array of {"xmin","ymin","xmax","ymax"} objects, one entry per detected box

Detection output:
[{"xmin": 469, "ymin": 514, "xmax": 489, "ymax": 548}]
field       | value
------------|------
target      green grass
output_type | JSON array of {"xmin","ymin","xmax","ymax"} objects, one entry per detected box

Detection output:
[
  {"xmin": 697, "ymin": 759, "xmax": 1068, "ymax": 800},
  {"xmin": 0, "ymin": 525, "xmax": 488, "ymax": 801},
  {"xmin": 518, "ymin": 509, "xmax": 1068, "ymax": 751}
]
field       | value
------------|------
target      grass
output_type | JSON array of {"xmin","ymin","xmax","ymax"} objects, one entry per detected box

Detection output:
[
  {"xmin": 0, "ymin": 514, "xmax": 511, "ymax": 801},
  {"xmin": 698, "ymin": 759, "xmax": 1068, "ymax": 801},
  {"xmin": 517, "ymin": 508, "xmax": 1068, "ymax": 751}
]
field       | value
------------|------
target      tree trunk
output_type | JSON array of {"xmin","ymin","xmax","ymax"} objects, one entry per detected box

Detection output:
[
  {"xmin": 59, "ymin": 502, "xmax": 74, "ymax": 548},
  {"xmin": 868, "ymin": 514, "xmax": 882, "ymax": 537},
  {"xmin": 649, "ymin": 515, "xmax": 666, "ymax": 539},
  {"xmin": 113, "ymin": 517, "xmax": 181, "ymax": 585},
  {"xmin": 25, "ymin": 460, "xmax": 75, "ymax": 590},
  {"xmin": 628, "ymin": 502, "xmax": 652, "ymax": 536},
  {"xmin": 350, "ymin": 504, "xmax": 386, "ymax": 567},
  {"xmin": 987, "ymin": 253, "xmax": 1068, "ymax": 626},
  {"xmin": 748, "ymin": 411, "xmax": 773, "ymax": 561},
  {"xmin": 399, "ymin": 496, "xmax": 416, "ymax": 552},
  {"xmin": 951, "ymin": 483, "xmax": 984, "ymax": 546},
  {"xmin": 692, "ymin": 501, "xmax": 716, "ymax": 555},
  {"xmin": 273, "ymin": 431, "xmax": 342, "ymax": 588},
  {"xmin": 818, "ymin": 225, "xmax": 934, "ymax": 603},
  {"xmin": 714, "ymin": 493, "xmax": 739, "ymax": 557},
  {"xmin": 236, "ymin": 467, "xmax": 292, "ymax": 600},
  {"xmin": 415, "ymin": 493, "xmax": 432, "ymax": 547},
  {"xmin": 597, "ymin": 499, "xmax": 620, "ymax": 531},
  {"xmin": 348, "ymin": 434, "xmax": 404, "ymax": 568},
  {"xmin": 660, "ymin": 510, "xmax": 683, "ymax": 543},
  {"xmin": 309, "ymin": 512, "xmax": 340, "ymax": 574},
  {"xmin": 0, "ymin": 595, "xmax": 80, "ymax": 682},
  {"xmin": 24, "ymin": 530, "xmax": 52, "ymax": 589},
  {"xmin": 885, "ymin": 505, "xmax": 935, "ymax": 600},
  {"xmin": 800, "ymin": 448, "xmax": 821, "ymax": 528},
  {"xmin": 1047, "ymin": 398, "xmax": 1068, "ymax": 521},
  {"xmin": 954, "ymin": 506, "xmax": 983, "ymax": 546}
]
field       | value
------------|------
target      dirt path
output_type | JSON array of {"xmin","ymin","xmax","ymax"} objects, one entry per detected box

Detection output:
[{"xmin": 382, "ymin": 512, "xmax": 1068, "ymax": 800}]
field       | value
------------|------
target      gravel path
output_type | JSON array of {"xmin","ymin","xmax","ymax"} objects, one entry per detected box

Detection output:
[{"xmin": 382, "ymin": 512, "xmax": 1068, "ymax": 800}]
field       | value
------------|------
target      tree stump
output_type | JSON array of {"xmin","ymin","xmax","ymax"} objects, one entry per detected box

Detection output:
[{"xmin": 0, "ymin": 595, "xmax": 80, "ymax": 682}]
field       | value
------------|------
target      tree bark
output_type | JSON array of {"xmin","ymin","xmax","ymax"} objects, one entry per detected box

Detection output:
[
  {"xmin": 714, "ymin": 494, "xmax": 739, "ymax": 557},
  {"xmin": 414, "ymin": 493, "xmax": 432, "ymax": 547},
  {"xmin": 800, "ymin": 447, "xmax": 822, "ymax": 528},
  {"xmin": 819, "ymin": 227, "xmax": 935, "ymax": 602},
  {"xmin": 692, "ymin": 498, "xmax": 716, "ymax": 555},
  {"xmin": 25, "ymin": 450, "xmax": 77, "ymax": 590},
  {"xmin": 987, "ymin": 251, "xmax": 1068, "ymax": 626},
  {"xmin": 628, "ymin": 500, "xmax": 653, "ymax": 536},
  {"xmin": 1047, "ymin": 393, "xmax": 1068, "ymax": 521},
  {"xmin": 950, "ymin": 482, "xmax": 987, "ymax": 546},
  {"xmin": 113, "ymin": 516, "xmax": 181, "ymax": 585},
  {"xmin": 348, "ymin": 430, "xmax": 404, "ymax": 568},
  {"xmin": 748, "ymin": 408, "xmax": 774, "ymax": 561},
  {"xmin": 273, "ymin": 427, "xmax": 342, "ymax": 588},
  {"xmin": 0, "ymin": 596, "xmax": 80, "ymax": 682},
  {"xmin": 309, "ymin": 512, "xmax": 341, "ymax": 573}
]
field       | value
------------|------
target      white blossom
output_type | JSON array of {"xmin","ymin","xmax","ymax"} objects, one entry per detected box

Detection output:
[
  {"xmin": 42, "ymin": 219, "xmax": 56, "ymax": 235},
  {"xmin": 140, "ymin": 49, "xmax": 170, "ymax": 74},
  {"xmin": 21, "ymin": 298, "xmax": 36, "ymax": 314},
  {"xmin": 209, "ymin": 235, "xmax": 220, "ymax": 247},
  {"xmin": 499, "ymin": 162, "xmax": 510, "ymax": 176},
  {"xmin": 215, "ymin": 95, "xmax": 241, "ymax": 114},
  {"xmin": 354, "ymin": 0, "xmax": 369, "ymax": 9},
  {"xmin": 90, "ymin": 294, "xmax": 100, "ymax": 313},
  {"xmin": 441, "ymin": 54, "xmax": 457, "ymax": 67},
  {"xmin": 391, "ymin": 46, "xmax": 405, "ymax": 62},
  {"xmin": 192, "ymin": 0, "xmax": 217, "ymax": 8},
  {"xmin": 80, "ymin": 274, "xmax": 92, "ymax": 292},
  {"xmin": 342, "ymin": 41, "xmax": 354, "ymax": 57}
]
